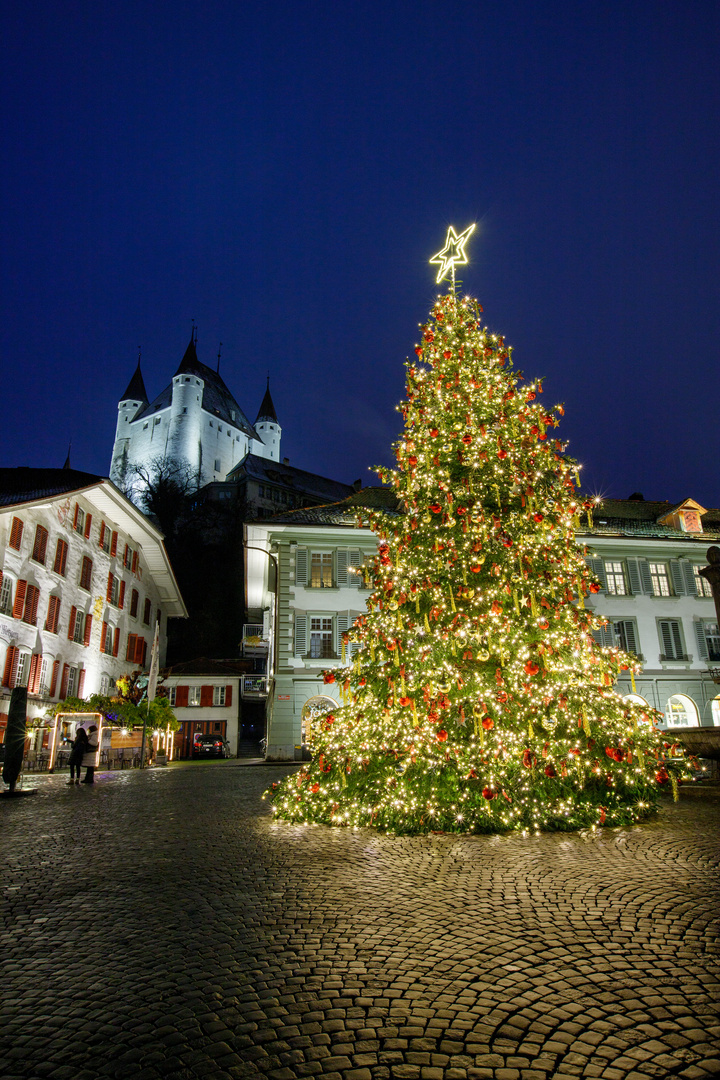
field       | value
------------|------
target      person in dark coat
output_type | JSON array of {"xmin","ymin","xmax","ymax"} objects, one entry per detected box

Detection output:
[
  {"xmin": 81, "ymin": 725, "xmax": 99, "ymax": 784},
  {"xmin": 67, "ymin": 727, "xmax": 88, "ymax": 785}
]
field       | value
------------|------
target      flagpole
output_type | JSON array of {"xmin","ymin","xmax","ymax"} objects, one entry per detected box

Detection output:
[{"xmin": 140, "ymin": 618, "xmax": 160, "ymax": 768}]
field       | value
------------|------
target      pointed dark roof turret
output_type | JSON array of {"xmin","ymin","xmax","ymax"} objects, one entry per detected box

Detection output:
[
  {"xmin": 120, "ymin": 359, "xmax": 148, "ymax": 404},
  {"xmin": 255, "ymin": 379, "xmax": 278, "ymax": 424},
  {"xmin": 174, "ymin": 334, "xmax": 202, "ymax": 378},
  {"xmin": 62, "ymin": 443, "xmax": 72, "ymax": 470}
]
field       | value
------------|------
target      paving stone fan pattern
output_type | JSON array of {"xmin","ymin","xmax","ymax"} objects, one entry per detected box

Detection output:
[{"xmin": 1, "ymin": 764, "xmax": 719, "ymax": 1080}]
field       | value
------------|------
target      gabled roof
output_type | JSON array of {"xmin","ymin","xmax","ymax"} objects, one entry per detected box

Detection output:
[
  {"xmin": 132, "ymin": 336, "xmax": 260, "ymax": 441},
  {"xmin": 580, "ymin": 495, "xmax": 720, "ymax": 540},
  {"xmin": 226, "ymin": 453, "xmax": 357, "ymax": 504},
  {"xmin": 120, "ymin": 360, "xmax": 148, "ymax": 404},
  {"xmin": 0, "ymin": 467, "xmax": 105, "ymax": 507},
  {"xmin": 255, "ymin": 380, "xmax": 278, "ymax": 424},
  {"xmin": 0, "ymin": 468, "xmax": 187, "ymax": 617},
  {"xmin": 254, "ymin": 486, "xmax": 401, "ymax": 526}
]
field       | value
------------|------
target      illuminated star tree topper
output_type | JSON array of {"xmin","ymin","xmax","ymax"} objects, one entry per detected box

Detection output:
[{"xmin": 429, "ymin": 223, "xmax": 476, "ymax": 286}]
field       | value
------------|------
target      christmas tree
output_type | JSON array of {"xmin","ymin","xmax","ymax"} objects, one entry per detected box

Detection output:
[{"xmin": 269, "ymin": 227, "xmax": 684, "ymax": 834}]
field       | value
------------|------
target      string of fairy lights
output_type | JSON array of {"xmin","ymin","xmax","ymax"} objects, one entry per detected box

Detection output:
[{"xmin": 268, "ymin": 228, "xmax": 690, "ymax": 835}]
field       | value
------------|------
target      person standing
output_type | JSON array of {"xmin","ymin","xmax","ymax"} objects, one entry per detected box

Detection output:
[
  {"xmin": 81, "ymin": 724, "xmax": 99, "ymax": 784},
  {"xmin": 67, "ymin": 726, "xmax": 88, "ymax": 785}
]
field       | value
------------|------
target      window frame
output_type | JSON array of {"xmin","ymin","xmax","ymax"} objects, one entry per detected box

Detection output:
[
  {"xmin": 649, "ymin": 562, "xmax": 672, "ymax": 597},
  {"xmin": 603, "ymin": 560, "xmax": 627, "ymax": 596}
]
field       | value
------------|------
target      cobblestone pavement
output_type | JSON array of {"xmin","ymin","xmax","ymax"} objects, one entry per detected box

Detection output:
[{"xmin": 1, "ymin": 764, "xmax": 719, "ymax": 1080}]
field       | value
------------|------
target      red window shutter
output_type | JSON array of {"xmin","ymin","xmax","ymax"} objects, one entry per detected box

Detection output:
[
  {"xmin": 111, "ymin": 531, "xmax": 118, "ymax": 557},
  {"xmin": 123, "ymin": 543, "xmax": 130, "ymax": 566},
  {"xmin": 141, "ymin": 638, "xmax": 148, "ymax": 666},
  {"xmin": 28, "ymin": 654, "xmax": 40, "ymax": 694},
  {"xmin": 100, "ymin": 621, "xmax": 108, "ymax": 653},
  {"xmin": 132, "ymin": 551, "xmax": 139, "ymax": 574},
  {"xmin": 54, "ymin": 538, "xmax": 68, "ymax": 575},
  {"xmin": 49, "ymin": 659, "xmax": 60, "ymax": 697},
  {"xmin": 2, "ymin": 646, "xmax": 18, "ymax": 687},
  {"xmin": 175, "ymin": 685, "xmax": 189, "ymax": 707},
  {"xmin": 77, "ymin": 668, "xmax": 86, "ymax": 698},
  {"xmin": 24, "ymin": 585, "xmax": 40, "ymax": 626},
  {"xmin": 118, "ymin": 580, "xmax": 126, "ymax": 609},
  {"xmin": 99, "ymin": 522, "xmax": 106, "ymax": 549},
  {"xmin": 125, "ymin": 633, "xmax": 135, "ymax": 662},
  {"xmin": 130, "ymin": 589, "xmax": 139, "ymax": 617},
  {"xmin": 143, "ymin": 598, "xmax": 151, "ymax": 625},
  {"xmin": 200, "ymin": 685, "xmax": 213, "ymax": 707},
  {"xmin": 83, "ymin": 614, "xmax": 93, "ymax": 647},
  {"xmin": 68, "ymin": 606, "xmax": 77, "ymax": 639},
  {"xmin": 225, "ymin": 685, "xmax": 233, "ymax": 708},
  {"xmin": 80, "ymin": 556, "xmax": 93, "ymax": 590},
  {"xmin": 46, "ymin": 595, "xmax": 60, "ymax": 634},
  {"xmin": 9, "ymin": 517, "xmax": 24, "ymax": 550},
  {"xmin": 112, "ymin": 627, "xmax": 120, "ymax": 657},
  {"xmin": 13, "ymin": 580, "xmax": 27, "ymax": 619},
  {"xmin": 59, "ymin": 663, "xmax": 70, "ymax": 699},
  {"xmin": 107, "ymin": 572, "xmax": 114, "ymax": 602},
  {"xmin": 84, "ymin": 513, "xmax": 93, "ymax": 539},
  {"xmin": 33, "ymin": 525, "xmax": 48, "ymax": 563},
  {"xmin": 73, "ymin": 504, "xmax": 80, "ymax": 530}
]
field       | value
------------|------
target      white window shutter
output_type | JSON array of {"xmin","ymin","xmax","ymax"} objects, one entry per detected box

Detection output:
[
  {"xmin": 348, "ymin": 549, "xmax": 361, "ymax": 587},
  {"xmin": 694, "ymin": 620, "xmax": 709, "ymax": 660},
  {"xmin": 262, "ymin": 609, "xmax": 271, "ymax": 636},
  {"xmin": 336, "ymin": 549, "xmax": 348, "ymax": 588},
  {"xmin": 638, "ymin": 559, "xmax": 653, "ymax": 595},
  {"xmin": 295, "ymin": 548, "xmax": 308, "ymax": 586},
  {"xmin": 626, "ymin": 558, "xmax": 642, "ymax": 595},
  {"xmin": 669, "ymin": 561, "xmax": 685, "ymax": 596},
  {"xmin": 294, "ymin": 613, "xmax": 307, "ymax": 655}
]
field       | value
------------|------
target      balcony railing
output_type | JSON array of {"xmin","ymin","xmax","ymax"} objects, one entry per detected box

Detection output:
[
  {"xmin": 241, "ymin": 675, "xmax": 268, "ymax": 698},
  {"xmin": 242, "ymin": 624, "xmax": 269, "ymax": 655}
]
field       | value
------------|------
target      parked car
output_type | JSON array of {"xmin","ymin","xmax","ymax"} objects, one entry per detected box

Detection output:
[{"xmin": 192, "ymin": 734, "xmax": 230, "ymax": 759}]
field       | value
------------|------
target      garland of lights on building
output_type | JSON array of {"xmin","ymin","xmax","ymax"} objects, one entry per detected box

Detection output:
[{"xmin": 268, "ymin": 227, "xmax": 690, "ymax": 835}]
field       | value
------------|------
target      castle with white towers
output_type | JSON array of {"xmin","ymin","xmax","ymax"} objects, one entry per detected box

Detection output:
[{"xmin": 109, "ymin": 333, "xmax": 281, "ymax": 492}]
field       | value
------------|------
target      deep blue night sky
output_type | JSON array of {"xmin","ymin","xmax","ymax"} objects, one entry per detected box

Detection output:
[{"xmin": 2, "ymin": 1, "xmax": 719, "ymax": 506}]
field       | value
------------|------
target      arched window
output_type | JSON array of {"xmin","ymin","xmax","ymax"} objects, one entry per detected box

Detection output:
[
  {"xmin": 710, "ymin": 696, "xmax": 720, "ymax": 727},
  {"xmin": 665, "ymin": 694, "xmax": 699, "ymax": 728},
  {"xmin": 624, "ymin": 694, "xmax": 649, "ymax": 707}
]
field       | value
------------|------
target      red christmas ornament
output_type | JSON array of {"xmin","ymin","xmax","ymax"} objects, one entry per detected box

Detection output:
[
  {"xmin": 544, "ymin": 764, "xmax": 556, "ymax": 778},
  {"xmin": 310, "ymin": 783, "xmax": 320, "ymax": 793},
  {"xmin": 462, "ymin": 434, "xmax": 472, "ymax": 444},
  {"xmin": 323, "ymin": 672, "xmax": 335, "ymax": 684},
  {"xmin": 436, "ymin": 729, "xmax": 448, "ymax": 742},
  {"xmin": 430, "ymin": 428, "xmax": 438, "ymax": 437},
  {"xmin": 430, "ymin": 503, "xmax": 442, "ymax": 514},
  {"xmin": 589, "ymin": 582, "xmax": 601, "ymax": 593},
  {"xmin": 399, "ymin": 696, "xmax": 411, "ymax": 707},
  {"xmin": 482, "ymin": 787, "xmax": 495, "ymax": 800},
  {"xmin": 522, "ymin": 749, "xmax": 536, "ymax": 768},
  {"xmin": 533, "ymin": 512, "xmax": 544, "ymax": 522},
  {"xmin": 443, "ymin": 349, "xmax": 452, "ymax": 359},
  {"xmin": 481, "ymin": 717, "xmax": 494, "ymax": 730},
  {"xmin": 524, "ymin": 661, "xmax": 540, "ymax": 676}
]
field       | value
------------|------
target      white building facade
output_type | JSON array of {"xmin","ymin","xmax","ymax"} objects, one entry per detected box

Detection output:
[
  {"xmin": 110, "ymin": 336, "xmax": 281, "ymax": 493},
  {"xmin": 244, "ymin": 498, "xmax": 385, "ymax": 760},
  {"xmin": 0, "ymin": 469, "xmax": 186, "ymax": 734},
  {"xmin": 244, "ymin": 492, "xmax": 720, "ymax": 760},
  {"xmin": 582, "ymin": 497, "xmax": 720, "ymax": 729}
]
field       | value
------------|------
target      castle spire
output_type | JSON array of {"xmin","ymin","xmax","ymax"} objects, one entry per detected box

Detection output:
[
  {"xmin": 255, "ymin": 377, "xmax": 279, "ymax": 424},
  {"xmin": 120, "ymin": 355, "xmax": 148, "ymax": 403}
]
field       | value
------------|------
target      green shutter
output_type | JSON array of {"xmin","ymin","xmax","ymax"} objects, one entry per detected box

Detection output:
[
  {"xmin": 669, "ymin": 562, "xmax": 685, "ymax": 596},
  {"xmin": 295, "ymin": 548, "xmax": 308, "ymax": 586},
  {"xmin": 588, "ymin": 557, "xmax": 606, "ymax": 591},
  {"xmin": 626, "ymin": 558, "xmax": 642, "ymax": 595},
  {"xmin": 694, "ymin": 620, "xmax": 709, "ymax": 661},
  {"xmin": 336, "ymin": 611, "xmax": 350, "ymax": 656},
  {"xmin": 336, "ymin": 549, "xmax": 349, "ymax": 588},
  {"xmin": 294, "ymin": 613, "xmax": 307, "ymax": 655},
  {"xmin": 682, "ymin": 561, "xmax": 697, "ymax": 595},
  {"xmin": 348, "ymin": 550, "xmax": 361, "ymax": 588},
  {"xmin": 638, "ymin": 559, "xmax": 653, "ymax": 594},
  {"xmin": 621, "ymin": 619, "xmax": 639, "ymax": 657}
]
